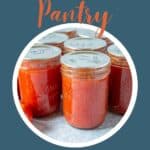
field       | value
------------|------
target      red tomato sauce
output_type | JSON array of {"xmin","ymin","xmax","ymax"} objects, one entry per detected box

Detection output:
[
  {"xmin": 62, "ymin": 75, "xmax": 109, "ymax": 129},
  {"xmin": 109, "ymin": 65, "xmax": 132, "ymax": 114},
  {"xmin": 19, "ymin": 63, "xmax": 61, "ymax": 117}
]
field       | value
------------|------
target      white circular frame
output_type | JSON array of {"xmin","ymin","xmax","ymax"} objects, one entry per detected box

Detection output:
[{"xmin": 12, "ymin": 23, "xmax": 138, "ymax": 148}]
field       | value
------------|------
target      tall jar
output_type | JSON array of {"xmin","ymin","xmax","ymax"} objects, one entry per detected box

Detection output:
[
  {"xmin": 39, "ymin": 33, "xmax": 69, "ymax": 54},
  {"xmin": 18, "ymin": 46, "xmax": 62, "ymax": 117},
  {"xmin": 64, "ymin": 37, "xmax": 107, "ymax": 54},
  {"xmin": 61, "ymin": 51, "xmax": 111, "ymax": 129},
  {"xmin": 107, "ymin": 45, "xmax": 132, "ymax": 115}
]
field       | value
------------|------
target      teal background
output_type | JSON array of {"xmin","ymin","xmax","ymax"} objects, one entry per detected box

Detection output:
[{"xmin": 0, "ymin": 0, "xmax": 149, "ymax": 149}]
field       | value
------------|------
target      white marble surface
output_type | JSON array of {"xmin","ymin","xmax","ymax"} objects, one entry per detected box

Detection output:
[{"xmin": 32, "ymin": 112, "xmax": 122, "ymax": 143}]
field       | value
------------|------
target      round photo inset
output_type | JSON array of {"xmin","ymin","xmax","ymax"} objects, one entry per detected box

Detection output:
[{"xmin": 12, "ymin": 23, "xmax": 138, "ymax": 148}]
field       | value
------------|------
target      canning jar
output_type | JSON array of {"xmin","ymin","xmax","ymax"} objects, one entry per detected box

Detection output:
[
  {"xmin": 61, "ymin": 51, "xmax": 111, "ymax": 129},
  {"xmin": 39, "ymin": 33, "xmax": 69, "ymax": 54},
  {"xmin": 107, "ymin": 45, "xmax": 132, "ymax": 115},
  {"xmin": 64, "ymin": 37, "xmax": 107, "ymax": 54},
  {"xmin": 18, "ymin": 46, "xmax": 62, "ymax": 117}
]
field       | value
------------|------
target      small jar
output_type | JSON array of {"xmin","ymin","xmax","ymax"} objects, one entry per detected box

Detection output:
[
  {"xmin": 61, "ymin": 51, "xmax": 111, "ymax": 129},
  {"xmin": 64, "ymin": 37, "xmax": 107, "ymax": 54},
  {"xmin": 57, "ymin": 28, "xmax": 77, "ymax": 38},
  {"xmin": 39, "ymin": 33, "xmax": 69, "ymax": 54},
  {"xmin": 107, "ymin": 45, "xmax": 132, "ymax": 115},
  {"xmin": 18, "ymin": 46, "xmax": 61, "ymax": 117}
]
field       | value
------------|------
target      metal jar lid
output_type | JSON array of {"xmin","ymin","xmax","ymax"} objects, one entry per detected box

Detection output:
[
  {"xmin": 32, "ymin": 43, "xmax": 49, "ymax": 48},
  {"xmin": 39, "ymin": 33, "xmax": 69, "ymax": 44},
  {"xmin": 64, "ymin": 37, "xmax": 107, "ymax": 50},
  {"xmin": 24, "ymin": 45, "xmax": 61, "ymax": 60},
  {"xmin": 61, "ymin": 51, "xmax": 110, "ymax": 69},
  {"xmin": 76, "ymin": 29, "xmax": 97, "ymax": 38},
  {"xmin": 107, "ymin": 45, "xmax": 125, "ymax": 58},
  {"xmin": 57, "ymin": 28, "xmax": 76, "ymax": 33}
]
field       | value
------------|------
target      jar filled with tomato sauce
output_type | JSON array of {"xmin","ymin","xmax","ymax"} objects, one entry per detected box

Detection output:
[
  {"xmin": 39, "ymin": 33, "xmax": 69, "ymax": 54},
  {"xmin": 61, "ymin": 51, "xmax": 111, "ymax": 129},
  {"xmin": 64, "ymin": 37, "xmax": 107, "ymax": 54},
  {"xmin": 107, "ymin": 45, "xmax": 132, "ymax": 115},
  {"xmin": 18, "ymin": 46, "xmax": 62, "ymax": 118}
]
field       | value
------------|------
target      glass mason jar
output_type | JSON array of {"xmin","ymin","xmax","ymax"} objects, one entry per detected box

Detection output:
[
  {"xmin": 61, "ymin": 51, "xmax": 111, "ymax": 129},
  {"xmin": 64, "ymin": 37, "xmax": 107, "ymax": 54},
  {"xmin": 107, "ymin": 45, "xmax": 132, "ymax": 115},
  {"xmin": 39, "ymin": 32, "xmax": 69, "ymax": 54},
  {"xmin": 18, "ymin": 46, "xmax": 61, "ymax": 117}
]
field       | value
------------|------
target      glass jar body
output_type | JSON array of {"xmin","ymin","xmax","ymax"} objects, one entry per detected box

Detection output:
[
  {"xmin": 62, "ymin": 65, "xmax": 110, "ymax": 129},
  {"xmin": 108, "ymin": 56, "xmax": 132, "ymax": 115},
  {"xmin": 19, "ymin": 58, "xmax": 61, "ymax": 117}
]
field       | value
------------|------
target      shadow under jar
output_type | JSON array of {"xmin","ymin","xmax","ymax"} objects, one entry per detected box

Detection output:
[
  {"xmin": 39, "ymin": 32, "xmax": 69, "ymax": 54},
  {"xmin": 61, "ymin": 51, "xmax": 111, "ymax": 129},
  {"xmin": 64, "ymin": 37, "xmax": 107, "ymax": 54},
  {"xmin": 107, "ymin": 45, "xmax": 132, "ymax": 115},
  {"xmin": 18, "ymin": 46, "xmax": 62, "ymax": 118}
]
